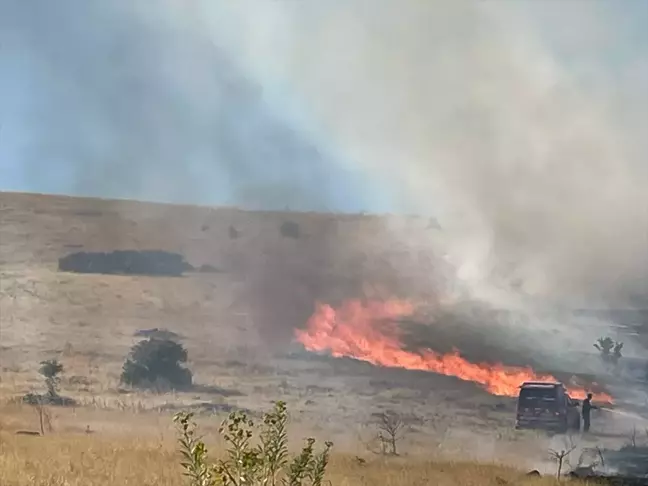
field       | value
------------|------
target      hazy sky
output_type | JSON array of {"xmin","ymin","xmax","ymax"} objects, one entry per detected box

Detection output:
[
  {"xmin": 1, "ymin": 1, "xmax": 647, "ymax": 304},
  {"xmin": 0, "ymin": 0, "xmax": 391, "ymax": 212},
  {"xmin": 1, "ymin": 1, "xmax": 646, "ymax": 214}
]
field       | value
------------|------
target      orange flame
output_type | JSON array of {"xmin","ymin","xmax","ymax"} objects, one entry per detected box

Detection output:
[{"xmin": 295, "ymin": 299, "xmax": 612, "ymax": 403}]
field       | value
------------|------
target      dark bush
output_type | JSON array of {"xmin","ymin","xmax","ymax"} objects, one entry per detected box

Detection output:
[
  {"xmin": 58, "ymin": 250, "xmax": 194, "ymax": 276},
  {"xmin": 21, "ymin": 358, "xmax": 77, "ymax": 407},
  {"xmin": 120, "ymin": 338, "xmax": 192, "ymax": 391},
  {"xmin": 280, "ymin": 221, "xmax": 300, "ymax": 239},
  {"xmin": 228, "ymin": 225, "xmax": 240, "ymax": 239},
  {"xmin": 22, "ymin": 392, "xmax": 77, "ymax": 407}
]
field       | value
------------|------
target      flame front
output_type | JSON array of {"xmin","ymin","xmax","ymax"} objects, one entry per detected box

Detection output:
[{"xmin": 295, "ymin": 299, "xmax": 612, "ymax": 402}]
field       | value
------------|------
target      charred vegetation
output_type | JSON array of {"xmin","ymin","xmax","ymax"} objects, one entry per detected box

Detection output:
[{"xmin": 58, "ymin": 250, "xmax": 194, "ymax": 276}]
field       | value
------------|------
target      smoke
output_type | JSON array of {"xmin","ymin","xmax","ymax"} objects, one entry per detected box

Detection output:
[
  {"xmin": 0, "ymin": 0, "xmax": 383, "ymax": 348},
  {"xmin": 0, "ymin": 0, "xmax": 378, "ymax": 212},
  {"xmin": 2, "ymin": 1, "xmax": 647, "ymax": 345},
  {"xmin": 181, "ymin": 0, "xmax": 648, "ymax": 308}
]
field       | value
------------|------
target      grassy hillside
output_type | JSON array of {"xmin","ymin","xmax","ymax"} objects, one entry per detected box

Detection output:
[
  {"xmin": 1, "ymin": 191, "xmax": 642, "ymax": 484},
  {"xmin": 1, "ymin": 192, "xmax": 488, "ymax": 451}
]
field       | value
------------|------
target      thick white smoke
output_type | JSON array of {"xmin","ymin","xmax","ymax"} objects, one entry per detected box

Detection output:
[
  {"xmin": 175, "ymin": 0, "xmax": 648, "ymax": 308},
  {"xmin": 4, "ymin": 1, "xmax": 647, "ymax": 365},
  {"xmin": 5, "ymin": 0, "xmax": 646, "ymax": 306}
]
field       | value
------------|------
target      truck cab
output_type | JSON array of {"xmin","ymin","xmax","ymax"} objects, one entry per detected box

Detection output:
[{"xmin": 515, "ymin": 381, "xmax": 581, "ymax": 433}]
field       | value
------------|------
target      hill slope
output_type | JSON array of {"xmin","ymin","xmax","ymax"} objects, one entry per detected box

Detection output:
[
  {"xmin": 0, "ymin": 191, "xmax": 465, "ymax": 435},
  {"xmin": 2, "ymin": 191, "xmax": 646, "ymax": 473}
]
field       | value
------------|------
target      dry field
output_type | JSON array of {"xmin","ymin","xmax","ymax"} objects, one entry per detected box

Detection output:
[
  {"xmin": 0, "ymin": 191, "xmax": 644, "ymax": 484},
  {"xmin": 0, "ymin": 402, "xmax": 564, "ymax": 486}
]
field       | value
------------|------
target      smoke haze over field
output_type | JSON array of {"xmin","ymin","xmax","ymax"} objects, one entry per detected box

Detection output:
[
  {"xmin": 0, "ymin": 1, "xmax": 380, "ymax": 212},
  {"xmin": 2, "ymin": 0, "xmax": 648, "ymax": 307},
  {"xmin": 192, "ymin": 1, "xmax": 648, "ymax": 307}
]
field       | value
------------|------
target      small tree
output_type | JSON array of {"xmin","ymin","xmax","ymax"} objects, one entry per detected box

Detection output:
[
  {"xmin": 594, "ymin": 337, "xmax": 614, "ymax": 357},
  {"xmin": 121, "ymin": 338, "xmax": 192, "ymax": 390},
  {"xmin": 549, "ymin": 434, "xmax": 578, "ymax": 478},
  {"xmin": 34, "ymin": 400, "xmax": 52, "ymax": 435},
  {"xmin": 613, "ymin": 342, "xmax": 623, "ymax": 362},
  {"xmin": 39, "ymin": 359, "xmax": 64, "ymax": 398},
  {"xmin": 549, "ymin": 445, "xmax": 576, "ymax": 478},
  {"xmin": 373, "ymin": 410, "xmax": 405, "ymax": 456},
  {"xmin": 594, "ymin": 337, "xmax": 623, "ymax": 364},
  {"xmin": 173, "ymin": 401, "xmax": 332, "ymax": 486}
]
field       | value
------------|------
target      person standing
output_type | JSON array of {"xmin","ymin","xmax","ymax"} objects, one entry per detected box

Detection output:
[{"xmin": 582, "ymin": 393, "xmax": 598, "ymax": 432}]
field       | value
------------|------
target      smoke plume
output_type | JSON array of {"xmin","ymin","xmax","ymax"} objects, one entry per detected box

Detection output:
[
  {"xmin": 184, "ymin": 0, "xmax": 648, "ymax": 308},
  {"xmin": 0, "ymin": 0, "xmax": 375, "ymax": 212},
  {"xmin": 3, "ymin": 1, "xmax": 648, "ymax": 336}
]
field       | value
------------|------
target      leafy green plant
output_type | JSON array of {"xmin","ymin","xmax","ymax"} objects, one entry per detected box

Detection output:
[{"xmin": 173, "ymin": 401, "xmax": 333, "ymax": 486}]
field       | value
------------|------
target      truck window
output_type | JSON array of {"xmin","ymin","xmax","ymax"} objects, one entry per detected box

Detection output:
[{"xmin": 519, "ymin": 387, "xmax": 557, "ymax": 403}]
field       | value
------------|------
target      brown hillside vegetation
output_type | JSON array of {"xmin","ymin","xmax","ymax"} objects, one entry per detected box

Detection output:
[
  {"xmin": 0, "ymin": 191, "xmax": 452, "ymax": 385},
  {"xmin": 0, "ymin": 191, "xmax": 447, "ymax": 341}
]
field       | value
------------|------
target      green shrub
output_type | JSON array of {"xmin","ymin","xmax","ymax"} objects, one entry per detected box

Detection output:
[
  {"xmin": 173, "ymin": 401, "xmax": 332, "ymax": 486},
  {"xmin": 121, "ymin": 338, "xmax": 192, "ymax": 390}
]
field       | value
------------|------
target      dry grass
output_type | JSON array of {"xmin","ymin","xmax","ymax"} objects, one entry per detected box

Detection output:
[
  {"xmin": 0, "ymin": 430, "xmax": 561, "ymax": 486},
  {"xmin": 0, "ymin": 191, "xmax": 445, "ymax": 394},
  {"xmin": 0, "ymin": 191, "xmax": 513, "ymax": 445},
  {"xmin": 0, "ymin": 401, "xmax": 573, "ymax": 486}
]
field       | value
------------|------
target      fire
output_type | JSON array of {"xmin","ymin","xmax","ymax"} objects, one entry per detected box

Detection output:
[{"xmin": 295, "ymin": 299, "xmax": 613, "ymax": 403}]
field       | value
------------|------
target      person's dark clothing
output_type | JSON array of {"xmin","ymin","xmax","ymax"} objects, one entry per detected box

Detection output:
[{"xmin": 582, "ymin": 398, "xmax": 597, "ymax": 432}]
